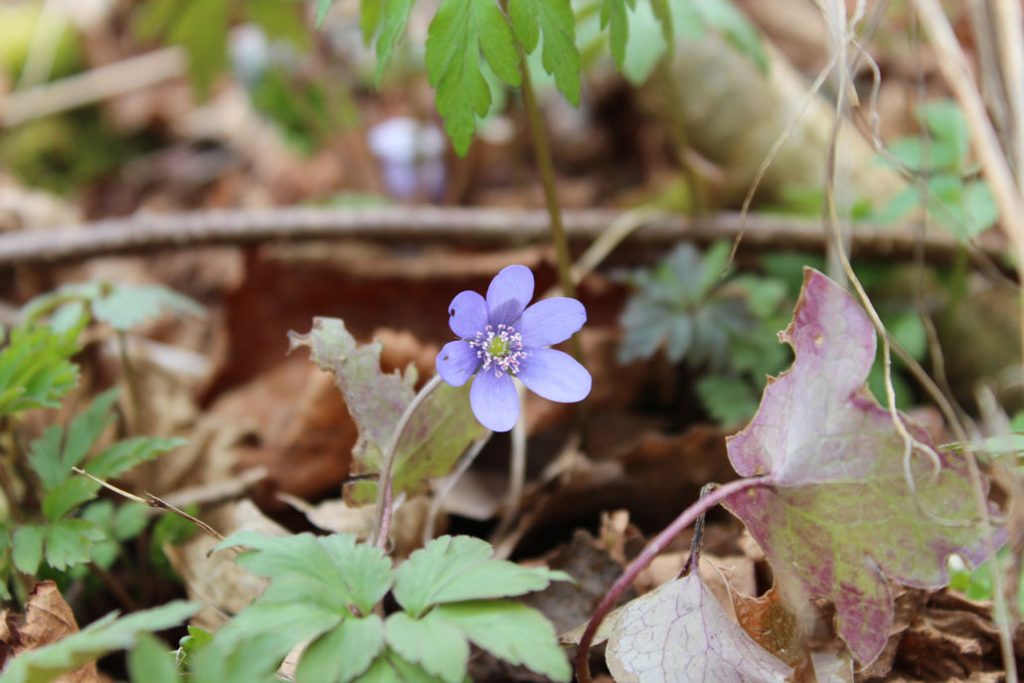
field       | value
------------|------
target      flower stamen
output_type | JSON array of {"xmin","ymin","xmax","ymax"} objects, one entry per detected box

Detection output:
[{"xmin": 469, "ymin": 323, "xmax": 527, "ymax": 377}]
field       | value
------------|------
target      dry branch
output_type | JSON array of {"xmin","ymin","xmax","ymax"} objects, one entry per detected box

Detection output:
[{"xmin": 0, "ymin": 206, "xmax": 1006, "ymax": 267}]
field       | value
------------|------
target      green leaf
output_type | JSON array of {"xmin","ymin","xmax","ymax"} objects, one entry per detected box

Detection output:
[
  {"xmin": 12, "ymin": 524, "xmax": 45, "ymax": 575},
  {"xmin": 373, "ymin": 0, "xmax": 414, "ymax": 84},
  {"xmin": 0, "ymin": 601, "xmax": 197, "ymax": 683},
  {"xmin": 385, "ymin": 611, "xmax": 469, "ymax": 683},
  {"xmin": 42, "ymin": 477, "xmax": 100, "ymax": 521},
  {"xmin": 215, "ymin": 601, "xmax": 343, "ymax": 655},
  {"xmin": 316, "ymin": 0, "xmax": 335, "ymax": 28},
  {"xmin": 393, "ymin": 535, "xmax": 571, "ymax": 617},
  {"xmin": 28, "ymin": 389, "xmax": 118, "ymax": 493},
  {"xmin": 44, "ymin": 519, "xmax": 105, "ymax": 571},
  {"xmin": 425, "ymin": 0, "xmax": 521, "ymax": 155},
  {"xmin": 189, "ymin": 634, "xmax": 282, "ymax": 683},
  {"xmin": 296, "ymin": 615, "xmax": 385, "ymax": 683},
  {"xmin": 360, "ymin": 649, "xmax": 451, "ymax": 683},
  {"xmin": 136, "ymin": 0, "xmax": 229, "ymax": 98},
  {"xmin": 649, "ymin": 0, "xmax": 673, "ymax": 48},
  {"xmin": 246, "ymin": 0, "xmax": 311, "ymax": 50},
  {"xmin": 27, "ymin": 425, "xmax": 66, "ymax": 491},
  {"xmin": 600, "ymin": 0, "xmax": 634, "ymax": 68},
  {"xmin": 921, "ymin": 99, "xmax": 969, "ymax": 161},
  {"xmin": 128, "ymin": 635, "xmax": 179, "ymax": 683},
  {"xmin": 0, "ymin": 324, "xmax": 80, "ymax": 417},
  {"xmin": 434, "ymin": 601, "xmax": 571, "ymax": 682},
  {"xmin": 509, "ymin": 0, "xmax": 581, "ymax": 105},
  {"xmin": 288, "ymin": 319, "xmax": 486, "ymax": 504},
  {"xmin": 63, "ymin": 388, "xmax": 118, "ymax": 472},
  {"xmin": 696, "ymin": 375, "xmax": 759, "ymax": 425},
  {"xmin": 693, "ymin": 0, "xmax": 768, "ymax": 73},
  {"xmin": 217, "ymin": 531, "xmax": 392, "ymax": 615},
  {"xmin": 176, "ymin": 625, "xmax": 214, "ymax": 670},
  {"xmin": 91, "ymin": 283, "xmax": 203, "ymax": 332},
  {"xmin": 86, "ymin": 436, "xmax": 186, "ymax": 480},
  {"xmin": 962, "ymin": 180, "xmax": 998, "ymax": 237},
  {"xmin": 620, "ymin": 0, "xmax": 670, "ymax": 85}
]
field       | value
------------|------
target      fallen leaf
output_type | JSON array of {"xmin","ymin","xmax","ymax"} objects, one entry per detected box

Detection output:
[
  {"xmin": 0, "ymin": 582, "xmax": 97, "ymax": 682},
  {"xmin": 723, "ymin": 269, "xmax": 1001, "ymax": 665},
  {"xmin": 605, "ymin": 572, "xmax": 793, "ymax": 682}
]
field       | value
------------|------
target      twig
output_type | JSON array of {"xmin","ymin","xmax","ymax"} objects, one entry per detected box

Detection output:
[
  {"xmin": 0, "ymin": 207, "xmax": 1004, "ymax": 267},
  {"xmin": 574, "ymin": 475, "xmax": 773, "ymax": 683},
  {"xmin": 71, "ymin": 467, "xmax": 223, "ymax": 541},
  {"xmin": 371, "ymin": 374, "xmax": 443, "ymax": 548},
  {"xmin": 679, "ymin": 483, "xmax": 715, "ymax": 577},
  {"xmin": 2, "ymin": 48, "xmax": 186, "ymax": 127}
]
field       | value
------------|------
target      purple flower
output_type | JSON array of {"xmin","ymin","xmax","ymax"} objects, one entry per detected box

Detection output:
[{"xmin": 436, "ymin": 265, "xmax": 592, "ymax": 432}]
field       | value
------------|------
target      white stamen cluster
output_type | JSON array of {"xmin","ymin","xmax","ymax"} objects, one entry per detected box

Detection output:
[{"xmin": 469, "ymin": 323, "xmax": 527, "ymax": 377}]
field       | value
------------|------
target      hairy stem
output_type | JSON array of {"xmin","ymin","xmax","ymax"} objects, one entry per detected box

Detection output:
[
  {"xmin": 518, "ymin": 57, "xmax": 583, "ymax": 363},
  {"xmin": 575, "ymin": 475, "xmax": 773, "ymax": 683},
  {"xmin": 371, "ymin": 374, "xmax": 443, "ymax": 548}
]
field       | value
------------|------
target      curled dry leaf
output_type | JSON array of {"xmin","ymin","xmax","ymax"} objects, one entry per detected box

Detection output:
[
  {"xmin": 0, "ymin": 581, "xmax": 97, "ymax": 682},
  {"xmin": 722, "ymin": 269, "xmax": 1002, "ymax": 665},
  {"xmin": 605, "ymin": 572, "xmax": 793, "ymax": 682}
]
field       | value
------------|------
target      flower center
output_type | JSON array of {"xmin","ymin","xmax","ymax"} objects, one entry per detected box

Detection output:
[{"xmin": 469, "ymin": 323, "xmax": 526, "ymax": 377}]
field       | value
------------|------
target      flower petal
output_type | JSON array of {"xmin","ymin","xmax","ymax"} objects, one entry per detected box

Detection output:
[
  {"xmin": 436, "ymin": 341, "xmax": 480, "ymax": 387},
  {"xmin": 486, "ymin": 265, "xmax": 535, "ymax": 325},
  {"xmin": 469, "ymin": 371, "xmax": 519, "ymax": 432},
  {"xmin": 517, "ymin": 348, "xmax": 592, "ymax": 403},
  {"xmin": 448, "ymin": 290, "xmax": 488, "ymax": 339},
  {"xmin": 518, "ymin": 297, "xmax": 586, "ymax": 347}
]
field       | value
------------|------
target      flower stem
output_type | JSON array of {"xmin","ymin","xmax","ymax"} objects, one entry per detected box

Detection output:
[
  {"xmin": 574, "ymin": 475, "xmax": 774, "ymax": 683},
  {"xmin": 372, "ymin": 374, "xmax": 443, "ymax": 548},
  {"xmin": 518, "ymin": 57, "xmax": 584, "ymax": 361}
]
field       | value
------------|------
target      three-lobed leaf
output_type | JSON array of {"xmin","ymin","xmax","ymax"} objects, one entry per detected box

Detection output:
[
  {"xmin": 393, "ymin": 535, "xmax": 571, "ymax": 617},
  {"xmin": 723, "ymin": 269, "xmax": 1002, "ymax": 665}
]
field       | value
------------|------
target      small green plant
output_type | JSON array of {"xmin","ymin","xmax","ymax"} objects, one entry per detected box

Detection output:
[
  {"xmin": 881, "ymin": 99, "xmax": 998, "ymax": 240},
  {"xmin": 617, "ymin": 242, "xmax": 790, "ymax": 424},
  {"xmin": 3, "ymin": 389, "xmax": 183, "ymax": 598}
]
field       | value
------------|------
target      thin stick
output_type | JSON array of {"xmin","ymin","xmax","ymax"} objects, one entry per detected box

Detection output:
[
  {"xmin": 424, "ymin": 432, "xmax": 492, "ymax": 544},
  {"xmin": 574, "ymin": 475, "xmax": 773, "ymax": 683},
  {"xmin": 0, "ymin": 207, "xmax": 1005, "ymax": 266},
  {"xmin": 371, "ymin": 374, "xmax": 443, "ymax": 548},
  {"xmin": 71, "ymin": 467, "xmax": 223, "ymax": 540},
  {"xmin": 2, "ymin": 48, "xmax": 186, "ymax": 127}
]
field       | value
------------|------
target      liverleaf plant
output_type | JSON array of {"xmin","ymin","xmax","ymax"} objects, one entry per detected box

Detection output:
[
  {"xmin": 288, "ymin": 317, "xmax": 486, "ymax": 505},
  {"xmin": 575, "ymin": 268, "xmax": 1002, "ymax": 681},
  {"xmin": 720, "ymin": 269, "xmax": 998, "ymax": 665},
  {"xmin": 208, "ymin": 532, "xmax": 573, "ymax": 682}
]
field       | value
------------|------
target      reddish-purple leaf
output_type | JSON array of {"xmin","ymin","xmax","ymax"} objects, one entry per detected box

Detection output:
[
  {"xmin": 723, "ymin": 269, "xmax": 1000, "ymax": 665},
  {"xmin": 605, "ymin": 572, "xmax": 793, "ymax": 682}
]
